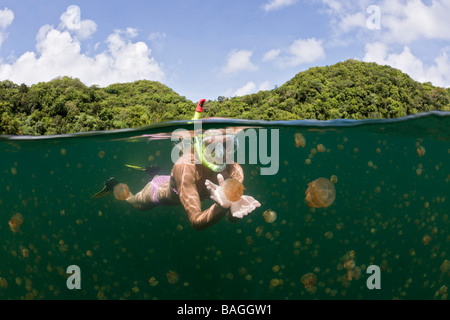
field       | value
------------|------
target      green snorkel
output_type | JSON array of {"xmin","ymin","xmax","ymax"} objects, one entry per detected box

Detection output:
[
  {"xmin": 191, "ymin": 99, "xmax": 227, "ymax": 172},
  {"xmin": 193, "ymin": 135, "xmax": 227, "ymax": 173}
]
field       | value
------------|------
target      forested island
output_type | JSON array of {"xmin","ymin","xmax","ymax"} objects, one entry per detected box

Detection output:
[{"xmin": 1, "ymin": 59, "xmax": 449, "ymax": 135}]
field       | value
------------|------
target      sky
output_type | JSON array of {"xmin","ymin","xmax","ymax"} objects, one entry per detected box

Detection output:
[{"xmin": 1, "ymin": 0, "xmax": 450, "ymax": 103}]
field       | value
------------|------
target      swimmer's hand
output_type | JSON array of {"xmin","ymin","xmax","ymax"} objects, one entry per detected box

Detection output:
[
  {"xmin": 205, "ymin": 174, "xmax": 232, "ymax": 209},
  {"xmin": 230, "ymin": 195, "xmax": 261, "ymax": 219},
  {"xmin": 205, "ymin": 174, "xmax": 261, "ymax": 218}
]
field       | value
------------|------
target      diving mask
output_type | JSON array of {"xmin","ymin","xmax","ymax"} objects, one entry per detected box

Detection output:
[{"xmin": 193, "ymin": 133, "xmax": 239, "ymax": 172}]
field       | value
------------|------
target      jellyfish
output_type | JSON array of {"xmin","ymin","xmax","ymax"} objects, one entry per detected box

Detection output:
[
  {"xmin": 301, "ymin": 272, "xmax": 317, "ymax": 289},
  {"xmin": 166, "ymin": 270, "xmax": 179, "ymax": 284},
  {"xmin": 417, "ymin": 146, "xmax": 426, "ymax": 157},
  {"xmin": 347, "ymin": 266, "xmax": 361, "ymax": 281},
  {"xmin": 316, "ymin": 144, "xmax": 326, "ymax": 152},
  {"xmin": 344, "ymin": 259, "xmax": 355, "ymax": 270},
  {"xmin": 305, "ymin": 178, "xmax": 336, "ymax": 208},
  {"xmin": 223, "ymin": 178, "xmax": 245, "ymax": 202},
  {"xmin": 0, "ymin": 277, "xmax": 7, "ymax": 289},
  {"xmin": 263, "ymin": 209, "xmax": 277, "ymax": 223},
  {"xmin": 9, "ymin": 213, "xmax": 24, "ymax": 233},
  {"xmin": 294, "ymin": 133, "xmax": 306, "ymax": 148},
  {"xmin": 113, "ymin": 183, "xmax": 130, "ymax": 200},
  {"xmin": 330, "ymin": 175, "xmax": 338, "ymax": 184},
  {"xmin": 440, "ymin": 260, "xmax": 450, "ymax": 274}
]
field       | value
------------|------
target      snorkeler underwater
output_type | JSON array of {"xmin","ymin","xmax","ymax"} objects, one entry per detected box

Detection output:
[{"xmin": 91, "ymin": 122, "xmax": 263, "ymax": 230}]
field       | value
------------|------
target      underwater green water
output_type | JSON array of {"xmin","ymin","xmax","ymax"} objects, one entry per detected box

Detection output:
[{"xmin": 1, "ymin": 111, "xmax": 449, "ymax": 300}]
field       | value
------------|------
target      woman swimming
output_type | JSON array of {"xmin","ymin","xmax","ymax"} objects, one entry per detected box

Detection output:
[{"xmin": 92, "ymin": 130, "xmax": 260, "ymax": 230}]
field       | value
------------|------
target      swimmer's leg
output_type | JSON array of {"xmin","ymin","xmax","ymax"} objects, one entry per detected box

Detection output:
[
  {"xmin": 91, "ymin": 177, "xmax": 119, "ymax": 199},
  {"xmin": 122, "ymin": 180, "xmax": 156, "ymax": 210}
]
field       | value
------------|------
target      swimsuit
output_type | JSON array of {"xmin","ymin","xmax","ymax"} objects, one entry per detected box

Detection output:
[{"xmin": 150, "ymin": 175, "xmax": 178, "ymax": 204}]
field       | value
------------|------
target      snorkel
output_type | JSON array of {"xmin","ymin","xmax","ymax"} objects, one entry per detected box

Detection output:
[
  {"xmin": 192, "ymin": 98, "xmax": 206, "ymax": 120},
  {"xmin": 191, "ymin": 99, "xmax": 230, "ymax": 173},
  {"xmin": 193, "ymin": 134, "xmax": 227, "ymax": 173}
]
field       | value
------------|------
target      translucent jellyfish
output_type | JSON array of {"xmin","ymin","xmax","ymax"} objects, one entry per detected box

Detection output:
[
  {"xmin": 316, "ymin": 144, "xmax": 326, "ymax": 152},
  {"xmin": 294, "ymin": 133, "xmax": 306, "ymax": 148},
  {"xmin": 148, "ymin": 277, "xmax": 159, "ymax": 287},
  {"xmin": 440, "ymin": 260, "xmax": 450, "ymax": 274},
  {"xmin": 301, "ymin": 273, "xmax": 317, "ymax": 289},
  {"xmin": 22, "ymin": 248, "xmax": 29, "ymax": 258},
  {"xmin": 417, "ymin": 146, "xmax": 425, "ymax": 157},
  {"xmin": 0, "ymin": 277, "xmax": 7, "ymax": 289},
  {"xmin": 113, "ymin": 183, "xmax": 130, "ymax": 200},
  {"xmin": 347, "ymin": 266, "xmax": 361, "ymax": 281},
  {"xmin": 344, "ymin": 259, "xmax": 355, "ymax": 270},
  {"xmin": 305, "ymin": 178, "xmax": 336, "ymax": 208},
  {"xmin": 422, "ymin": 234, "xmax": 431, "ymax": 245},
  {"xmin": 223, "ymin": 178, "xmax": 244, "ymax": 202},
  {"xmin": 263, "ymin": 209, "xmax": 277, "ymax": 223},
  {"xmin": 166, "ymin": 270, "xmax": 180, "ymax": 284},
  {"xmin": 9, "ymin": 213, "xmax": 24, "ymax": 233}
]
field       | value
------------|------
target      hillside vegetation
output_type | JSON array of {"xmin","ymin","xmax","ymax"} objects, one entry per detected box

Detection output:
[
  {"xmin": 204, "ymin": 59, "xmax": 450, "ymax": 120},
  {"xmin": 1, "ymin": 59, "xmax": 449, "ymax": 135}
]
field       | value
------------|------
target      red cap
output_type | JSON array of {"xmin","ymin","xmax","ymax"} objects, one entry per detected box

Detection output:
[{"xmin": 196, "ymin": 99, "xmax": 206, "ymax": 113}]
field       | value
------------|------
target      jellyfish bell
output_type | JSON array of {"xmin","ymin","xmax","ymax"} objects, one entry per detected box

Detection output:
[
  {"xmin": 9, "ymin": 213, "xmax": 23, "ymax": 233},
  {"xmin": 223, "ymin": 178, "xmax": 244, "ymax": 202},
  {"xmin": 294, "ymin": 133, "xmax": 306, "ymax": 148},
  {"xmin": 305, "ymin": 177, "xmax": 336, "ymax": 208},
  {"xmin": 166, "ymin": 270, "xmax": 179, "ymax": 285},
  {"xmin": 113, "ymin": 183, "xmax": 131, "ymax": 201},
  {"xmin": 301, "ymin": 272, "xmax": 317, "ymax": 289},
  {"xmin": 9, "ymin": 219, "xmax": 19, "ymax": 233},
  {"xmin": 263, "ymin": 209, "xmax": 277, "ymax": 223}
]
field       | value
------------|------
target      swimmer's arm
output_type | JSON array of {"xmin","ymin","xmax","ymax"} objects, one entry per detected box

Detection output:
[
  {"xmin": 173, "ymin": 164, "xmax": 227, "ymax": 230},
  {"xmin": 180, "ymin": 183, "xmax": 227, "ymax": 230}
]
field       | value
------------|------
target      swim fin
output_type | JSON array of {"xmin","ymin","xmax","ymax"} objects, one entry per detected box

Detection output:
[
  {"xmin": 91, "ymin": 177, "xmax": 119, "ymax": 199},
  {"xmin": 125, "ymin": 164, "xmax": 160, "ymax": 176}
]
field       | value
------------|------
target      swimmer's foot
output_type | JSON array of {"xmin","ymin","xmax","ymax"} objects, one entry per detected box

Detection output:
[{"xmin": 91, "ymin": 177, "xmax": 119, "ymax": 199}]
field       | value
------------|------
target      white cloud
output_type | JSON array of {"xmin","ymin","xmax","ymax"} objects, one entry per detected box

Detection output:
[
  {"xmin": 59, "ymin": 5, "xmax": 97, "ymax": 40},
  {"xmin": 0, "ymin": 7, "xmax": 14, "ymax": 29},
  {"xmin": 338, "ymin": 12, "xmax": 366, "ymax": 32},
  {"xmin": 381, "ymin": 0, "xmax": 450, "ymax": 44},
  {"xmin": 232, "ymin": 81, "xmax": 272, "ymax": 97},
  {"xmin": 262, "ymin": 49, "xmax": 280, "ymax": 62},
  {"xmin": 0, "ymin": 7, "xmax": 14, "ymax": 48},
  {"xmin": 262, "ymin": 0, "xmax": 298, "ymax": 12},
  {"xmin": 0, "ymin": 6, "xmax": 164, "ymax": 86},
  {"xmin": 235, "ymin": 82, "xmax": 256, "ymax": 96},
  {"xmin": 221, "ymin": 49, "xmax": 258, "ymax": 75},
  {"xmin": 319, "ymin": 0, "xmax": 450, "ymax": 44},
  {"xmin": 363, "ymin": 42, "xmax": 450, "ymax": 88},
  {"xmin": 277, "ymin": 37, "xmax": 326, "ymax": 68}
]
